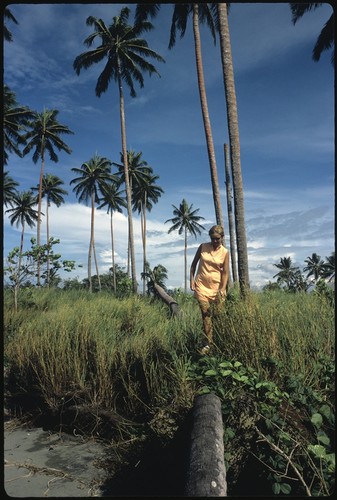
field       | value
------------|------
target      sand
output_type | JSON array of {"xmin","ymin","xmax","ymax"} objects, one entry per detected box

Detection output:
[{"xmin": 4, "ymin": 422, "xmax": 111, "ymax": 497}]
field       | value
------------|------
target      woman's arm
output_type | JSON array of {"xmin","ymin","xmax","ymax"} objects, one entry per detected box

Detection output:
[
  {"xmin": 219, "ymin": 250, "xmax": 229, "ymax": 296},
  {"xmin": 190, "ymin": 244, "xmax": 202, "ymax": 291}
]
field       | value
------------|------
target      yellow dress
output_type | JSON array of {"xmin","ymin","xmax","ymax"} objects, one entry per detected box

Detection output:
[{"xmin": 194, "ymin": 243, "xmax": 228, "ymax": 302}]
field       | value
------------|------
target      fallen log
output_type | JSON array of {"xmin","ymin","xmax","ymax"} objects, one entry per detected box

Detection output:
[
  {"xmin": 185, "ymin": 393, "xmax": 227, "ymax": 497},
  {"xmin": 153, "ymin": 283, "xmax": 179, "ymax": 316}
]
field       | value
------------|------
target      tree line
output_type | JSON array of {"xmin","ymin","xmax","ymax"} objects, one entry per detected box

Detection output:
[
  {"xmin": 264, "ymin": 253, "xmax": 335, "ymax": 294},
  {"xmin": 4, "ymin": 4, "xmax": 334, "ymax": 299}
]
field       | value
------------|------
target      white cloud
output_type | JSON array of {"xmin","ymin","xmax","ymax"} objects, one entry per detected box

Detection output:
[{"xmin": 6, "ymin": 196, "xmax": 333, "ymax": 290}]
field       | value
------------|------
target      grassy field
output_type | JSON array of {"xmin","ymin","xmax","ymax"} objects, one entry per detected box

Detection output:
[{"xmin": 4, "ymin": 287, "xmax": 335, "ymax": 496}]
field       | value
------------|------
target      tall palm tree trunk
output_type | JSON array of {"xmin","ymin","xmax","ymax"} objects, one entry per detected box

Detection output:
[
  {"xmin": 89, "ymin": 194, "xmax": 101, "ymax": 292},
  {"xmin": 46, "ymin": 200, "xmax": 50, "ymax": 287},
  {"xmin": 224, "ymin": 143, "xmax": 238, "ymax": 283},
  {"xmin": 141, "ymin": 197, "xmax": 147, "ymax": 295},
  {"xmin": 184, "ymin": 227, "xmax": 188, "ymax": 293},
  {"xmin": 37, "ymin": 153, "xmax": 46, "ymax": 287},
  {"xmin": 193, "ymin": 3, "xmax": 224, "ymax": 232},
  {"xmin": 88, "ymin": 195, "xmax": 95, "ymax": 292},
  {"xmin": 217, "ymin": 3, "xmax": 249, "ymax": 293},
  {"xmin": 127, "ymin": 177, "xmax": 134, "ymax": 279},
  {"xmin": 110, "ymin": 213, "xmax": 116, "ymax": 293},
  {"xmin": 93, "ymin": 241, "xmax": 101, "ymax": 291},
  {"xmin": 14, "ymin": 222, "xmax": 25, "ymax": 312},
  {"xmin": 117, "ymin": 67, "xmax": 137, "ymax": 293}
]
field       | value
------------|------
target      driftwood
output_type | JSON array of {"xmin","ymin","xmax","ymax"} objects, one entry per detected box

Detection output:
[
  {"xmin": 185, "ymin": 393, "xmax": 227, "ymax": 497},
  {"xmin": 153, "ymin": 283, "xmax": 179, "ymax": 316}
]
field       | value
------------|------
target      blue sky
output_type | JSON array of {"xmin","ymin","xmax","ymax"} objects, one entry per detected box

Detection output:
[{"xmin": 3, "ymin": 2, "xmax": 334, "ymax": 290}]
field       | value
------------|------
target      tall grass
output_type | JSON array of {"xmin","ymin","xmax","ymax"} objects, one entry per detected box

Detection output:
[
  {"xmin": 212, "ymin": 289, "xmax": 334, "ymax": 388},
  {"xmin": 4, "ymin": 287, "xmax": 334, "ymax": 495},
  {"xmin": 4, "ymin": 289, "xmax": 198, "ymax": 433},
  {"xmin": 4, "ymin": 287, "xmax": 334, "ymax": 432}
]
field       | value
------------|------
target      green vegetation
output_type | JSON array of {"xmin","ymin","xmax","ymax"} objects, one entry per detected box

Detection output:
[{"xmin": 4, "ymin": 287, "xmax": 334, "ymax": 496}]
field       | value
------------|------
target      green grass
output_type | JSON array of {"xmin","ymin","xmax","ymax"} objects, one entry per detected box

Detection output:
[
  {"xmin": 212, "ymin": 290, "xmax": 334, "ymax": 388},
  {"xmin": 4, "ymin": 287, "xmax": 334, "ymax": 410},
  {"xmin": 4, "ymin": 287, "xmax": 335, "ymax": 495}
]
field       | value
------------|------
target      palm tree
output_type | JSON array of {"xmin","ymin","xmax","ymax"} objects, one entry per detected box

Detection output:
[
  {"xmin": 141, "ymin": 261, "xmax": 179, "ymax": 315},
  {"xmin": 3, "ymin": 171, "xmax": 19, "ymax": 208},
  {"xmin": 132, "ymin": 170, "xmax": 164, "ymax": 294},
  {"xmin": 3, "ymin": 85, "xmax": 35, "ymax": 165},
  {"xmin": 114, "ymin": 150, "xmax": 153, "ymax": 191},
  {"xmin": 290, "ymin": 3, "xmax": 334, "ymax": 67},
  {"xmin": 31, "ymin": 174, "xmax": 68, "ymax": 286},
  {"xmin": 22, "ymin": 108, "xmax": 73, "ymax": 286},
  {"xmin": 165, "ymin": 199, "xmax": 205, "ymax": 292},
  {"xmin": 4, "ymin": 8, "xmax": 18, "ymax": 42},
  {"xmin": 224, "ymin": 143, "xmax": 238, "ymax": 283},
  {"xmin": 71, "ymin": 154, "xmax": 118, "ymax": 293},
  {"xmin": 321, "ymin": 252, "xmax": 335, "ymax": 282},
  {"xmin": 113, "ymin": 149, "xmax": 154, "ymax": 276},
  {"xmin": 288, "ymin": 269, "xmax": 310, "ymax": 293},
  {"xmin": 97, "ymin": 180, "xmax": 127, "ymax": 293},
  {"xmin": 73, "ymin": 7, "xmax": 165, "ymax": 293},
  {"xmin": 135, "ymin": 3, "xmax": 224, "ymax": 230},
  {"xmin": 303, "ymin": 252, "xmax": 326, "ymax": 283},
  {"xmin": 217, "ymin": 3, "xmax": 250, "ymax": 294},
  {"xmin": 5, "ymin": 190, "xmax": 39, "ymax": 310},
  {"xmin": 169, "ymin": 3, "xmax": 224, "ymax": 230},
  {"xmin": 273, "ymin": 256, "xmax": 299, "ymax": 289},
  {"xmin": 141, "ymin": 261, "xmax": 168, "ymax": 295}
]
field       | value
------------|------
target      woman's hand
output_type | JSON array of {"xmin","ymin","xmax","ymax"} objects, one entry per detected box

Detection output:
[{"xmin": 217, "ymin": 290, "xmax": 226, "ymax": 301}]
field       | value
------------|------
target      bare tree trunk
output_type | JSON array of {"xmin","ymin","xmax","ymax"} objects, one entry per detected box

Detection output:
[
  {"xmin": 118, "ymin": 67, "xmax": 137, "ymax": 293},
  {"xmin": 184, "ymin": 227, "xmax": 188, "ymax": 293},
  {"xmin": 185, "ymin": 393, "xmax": 227, "ymax": 496},
  {"xmin": 88, "ymin": 194, "xmax": 95, "ymax": 293},
  {"xmin": 142, "ymin": 199, "xmax": 147, "ymax": 295},
  {"xmin": 14, "ymin": 223, "xmax": 25, "ymax": 312},
  {"xmin": 217, "ymin": 3, "xmax": 249, "ymax": 294},
  {"xmin": 46, "ymin": 200, "xmax": 50, "ymax": 287},
  {"xmin": 93, "ymin": 241, "xmax": 101, "ymax": 291},
  {"xmin": 153, "ymin": 283, "xmax": 179, "ymax": 316},
  {"xmin": 110, "ymin": 213, "xmax": 116, "ymax": 293},
  {"xmin": 192, "ymin": 3, "xmax": 224, "ymax": 232},
  {"xmin": 224, "ymin": 143, "xmax": 238, "ymax": 283},
  {"xmin": 36, "ymin": 153, "xmax": 46, "ymax": 287}
]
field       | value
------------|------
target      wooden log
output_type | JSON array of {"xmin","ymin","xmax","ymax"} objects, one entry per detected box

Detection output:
[
  {"xmin": 185, "ymin": 393, "xmax": 227, "ymax": 497},
  {"xmin": 153, "ymin": 283, "xmax": 179, "ymax": 316}
]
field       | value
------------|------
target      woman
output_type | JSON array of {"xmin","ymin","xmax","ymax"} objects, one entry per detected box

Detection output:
[{"xmin": 190, "ymin": 225, "xmax": 229, "ymax": 354}]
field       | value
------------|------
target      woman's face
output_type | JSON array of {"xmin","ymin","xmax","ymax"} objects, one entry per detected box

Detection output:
[{"xmin": 210, "ymin": 234, "xmax": 222, "ymax": 249}]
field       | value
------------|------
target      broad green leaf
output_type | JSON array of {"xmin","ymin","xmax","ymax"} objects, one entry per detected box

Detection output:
[
  {"xmin": 319, "ymin": 404, "xmax": 334, "ymax": 423},
  {"xmin": 204, "ymin": 369, "xmax": 217, "ymax": 376},
  {"xmin": 311, "ymin": 413, "xmax": 323, "ymax": 428},
  {"xmin": 308, "ymin": 444, "xmax": 326, "ymax": 458},
  {"xmin": 220, "ymin": 369, "xmax": 233, "ymax": 377},
  {"xmin": 219, "ymin": 361, "xmax": 233, "ymax": 368},
  {"xmin": 280, "ymin": 483, "xmax": 292, "ymax": 494},
  {"xmin": 272, "ymin": 482, "xmax": 280, "ymax": 494},
  {"xmin": 325, "ymin": 453, "xmax": 335, "ymax": 467},
  {"xmin": 317, "ymin": 431, "xmax": 330, "ymax": 446}
]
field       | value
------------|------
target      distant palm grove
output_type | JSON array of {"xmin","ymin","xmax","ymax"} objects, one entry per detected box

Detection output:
[
  {"xmin": 3, "ymin": 4, "xmax": 334, "ymax": 296},
  {"xmin": 3, "ymin": 5, "xmax": 335, "ymax": 497}
]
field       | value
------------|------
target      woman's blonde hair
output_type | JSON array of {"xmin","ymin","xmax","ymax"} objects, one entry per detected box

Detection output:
[{"xmin": 208, "ymin": 225, "xmax": 224, "ymax": 237}]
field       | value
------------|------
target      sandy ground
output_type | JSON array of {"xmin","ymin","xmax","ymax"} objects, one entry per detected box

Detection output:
[{"xmin": 3, "ymin": 422, "xmax": 111, "ymax": 498}]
